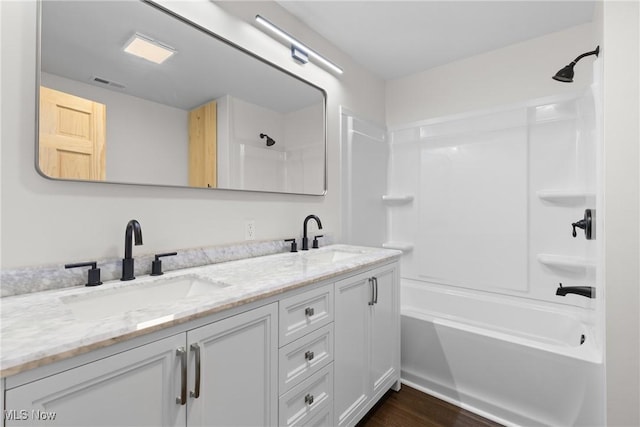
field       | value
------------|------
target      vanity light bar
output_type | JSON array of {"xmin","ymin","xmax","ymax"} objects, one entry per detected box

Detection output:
[
  {"xmin": 123, "ymin": 33, "xmax": 176, "ymax": 64},
  {"xmin": 255, "ymin": 15, "xmax": 343, "ymax": 75}
]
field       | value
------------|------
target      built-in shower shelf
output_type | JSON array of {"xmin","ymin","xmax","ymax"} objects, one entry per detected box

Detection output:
[
  {"xmin": 536, "ymin": 189, "xmax": 595, "ymax": 203},
  {"xmin": 382, "ymin": 242, "xmax": 414, "ymax": 252},
  {"xmin": 382, "ymin": 195, "xmax": 414, "ymax": 205},
  {"xmin": 537, "ymin": 254, "xmax": 596, "ymax": 270}
]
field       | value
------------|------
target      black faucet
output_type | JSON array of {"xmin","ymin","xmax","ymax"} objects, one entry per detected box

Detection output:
[
  {"xmin": 556, "ymin": 283, "xmax": 595, "ymax": 299},
  {"xmin": 121, "ymin": 219, "xmax": 143, "ymax": 281},
  {"xmin": 302, "ymin": 215, "xmax": 323, "ymax": 250}
]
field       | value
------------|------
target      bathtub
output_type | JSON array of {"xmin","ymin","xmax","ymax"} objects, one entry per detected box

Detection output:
[{"xmin": 400, "ymin": 279, "xmax": 605, "ymax": 427}]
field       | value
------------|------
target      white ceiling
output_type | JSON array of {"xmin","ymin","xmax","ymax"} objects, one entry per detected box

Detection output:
[
  {"xmin": 277, "ymin": 1, "xmax": 596, "ymax": 80},
  {"xmin": 41, "ymin": 1, "xmax": 322, "ymax": 112},
  {"xmin": 41, "ymin": 1, "xmax": 596, "ymax": 108}
]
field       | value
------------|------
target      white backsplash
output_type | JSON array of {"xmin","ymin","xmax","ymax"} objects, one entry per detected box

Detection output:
[{"xmin": 0, "ymin": 236, "xmax": 332, "ymax": 298}]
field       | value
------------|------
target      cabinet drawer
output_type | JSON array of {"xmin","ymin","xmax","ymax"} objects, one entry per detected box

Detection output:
[
  {"xmin": 279, "ymin": 323, "xmax": 334, "ymax": 394},
  {"xmin": 279, "ymin": 363, "xmax": 333, "ymax": 427},
  {"xmin": 301, "ymin": 406, "xmax": 333, "ymax": 427},
  {"xmin": 279, "ymin": 284, "xmax": 333, "ymax": 346}
]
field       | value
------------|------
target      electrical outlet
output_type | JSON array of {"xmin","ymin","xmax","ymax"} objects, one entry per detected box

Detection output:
[{"xmin": 245, "ymin": 220, "xmax": 256, "ymax": 240}]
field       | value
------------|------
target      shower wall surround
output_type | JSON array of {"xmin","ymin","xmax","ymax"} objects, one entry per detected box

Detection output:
[
  {"xmin": 216, "ymin": 95, "xmax": 324, "ymax": 193},
  {"xmin": 387, "ymin": 91, "xmax": 596, "ymax": 307}
]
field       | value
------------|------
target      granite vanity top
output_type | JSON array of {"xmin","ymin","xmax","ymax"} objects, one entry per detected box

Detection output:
[{"xmin": 0, "ymin": 244, "xmax": 400, "ymax": 377}]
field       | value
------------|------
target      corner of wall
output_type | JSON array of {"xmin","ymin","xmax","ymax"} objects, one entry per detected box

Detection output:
[{"xmin": 602, "ymin": 1, "xmax": 640, "ymax": 425}]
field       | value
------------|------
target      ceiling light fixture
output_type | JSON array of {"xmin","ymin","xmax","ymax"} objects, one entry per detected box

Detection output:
[
  {"xmin": 255, "ymin": 15, "xmax": 343, "ymax": 75},
  {"xmin": 123, "ymin": 33, "xmax": 176, "ymax": 64}
]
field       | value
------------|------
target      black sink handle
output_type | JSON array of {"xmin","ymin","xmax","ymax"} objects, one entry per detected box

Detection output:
[
  {"xmin": 65, "ymin": 261, "xmax": 102, "ymax": 287},
  {"xmin": 312, "ymin": 235, "xmax": 324, "ymax": 249},
  {"xmin": 151, "ymin": 252, "xmax": 178, "ymax": 276}
]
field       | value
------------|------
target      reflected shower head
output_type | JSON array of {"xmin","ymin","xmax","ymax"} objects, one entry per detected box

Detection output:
[
  {"xmin": 552, "ymin": 46, "xmax": 599, "ymax": 83},
  {"xmin": 260, "ymin": 133, "xmax": 276, "ymax": 146}
]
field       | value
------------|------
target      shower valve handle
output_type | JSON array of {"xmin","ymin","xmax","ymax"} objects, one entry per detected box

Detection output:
[
  {"xmin": 571, "ymin": 209, "xmax": 595, "ymax": 240},
  {"xmin": 571, "ymin": 220, "xmax": 587, "ymax": 238}
]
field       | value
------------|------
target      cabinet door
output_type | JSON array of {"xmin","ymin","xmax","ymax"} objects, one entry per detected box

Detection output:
[
  {"xmin": 4, "ymin": 334, "xmax": 186, "ymax": 427},
  {"xmin": 186, "ymin": 303, "xmax": 278, "ymax": 427},
  {"xmin": 370, "ymin": 265, "xmax": 400, "ymax": 398},
  {"xmin": 334, "ymin": 272, "xmax": 372, "ymax": 427}
]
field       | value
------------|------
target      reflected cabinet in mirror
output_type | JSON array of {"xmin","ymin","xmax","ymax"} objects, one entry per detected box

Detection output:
[{"xmin": 37, "ymin": 1, "xmax": 327, "ymax": 195}]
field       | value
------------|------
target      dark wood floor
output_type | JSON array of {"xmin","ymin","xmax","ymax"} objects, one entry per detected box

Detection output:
[{"xmin": 356, "ymin": 385, "xmax": 503, "ymax": 427}]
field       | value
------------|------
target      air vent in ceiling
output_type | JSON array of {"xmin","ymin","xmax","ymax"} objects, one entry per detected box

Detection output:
[{"xmin": 90, "ymin": 76, "xmax": 126, "ymax": 89}]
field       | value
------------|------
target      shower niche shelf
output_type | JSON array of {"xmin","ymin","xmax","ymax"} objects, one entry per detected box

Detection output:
[
  {"xmin": 382, "ymin": 195, "xmax": 414, "ymax": 205},
  {"xmin": 537, "ymin": 253, "xmax": 596, "ymax": 271},
  {"xmin": 536, "ymin": 189, "xmax": 595, "ymax": 203},
  {"xmin": 382, "ymin": 242, "xmax": 414, "ymax": 252}
]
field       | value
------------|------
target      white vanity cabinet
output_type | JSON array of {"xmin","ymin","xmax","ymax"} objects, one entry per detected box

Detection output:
[
  {"xmin": 334, "ymin": 262, "xmax": 400, "ymax": 427},
  {"xmin": 4, "ymin": 303, "xmax": 278, "ymax": 427},
  {"xmin": 5, "ymin": 333, "xmax": 187, "ymax": 427},
  {"xmin": 186, "ymin": 303, "xmax": 278, "ymax": 427},
  {"xmin": 278, "ymin": 284, "xmax": 334, "ymax": 427},
  {"xmin": 2, "ymin": 253, "xmax": 401, "ymax": 427}
]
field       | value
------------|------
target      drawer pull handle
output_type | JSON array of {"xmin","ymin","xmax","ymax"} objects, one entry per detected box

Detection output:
[
  {"xmin": 305, "ymin": 394, "xmax": 314, "ymax": 405},
  {"xmin": 190, "ymin": 343, "xmax": 201, "ymax": 399},
  {"xmin": 368, "ymin": 278, "xmax": 375, "ymax": 306},
  {"xmin": 373, "ymin": 276, "xmax": 379, "ymax": 304},
  {"xmin": 305, "ymin": 350, "xmax": 315, "ymax": 361},
  {"xmin": 176, "ymin": 347, "xmax": 187, "ymax": 405},
  {"xmin": 305, "ymin": 307, "xmax": 315, "ymax": 317}
]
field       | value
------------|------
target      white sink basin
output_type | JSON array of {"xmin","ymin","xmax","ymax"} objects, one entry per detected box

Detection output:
[
  {"xmin": 301, "ymin": 249, "xmax": 363, "ymax": 264},
  {"xmin": 62, "ymin": 275, "xmax": 230, "ymax": 321}
]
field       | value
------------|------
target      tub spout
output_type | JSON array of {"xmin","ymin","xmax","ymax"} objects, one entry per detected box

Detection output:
[{"xmin": 556, "ymin": 283, "xmax": 595, "ymax": 299}]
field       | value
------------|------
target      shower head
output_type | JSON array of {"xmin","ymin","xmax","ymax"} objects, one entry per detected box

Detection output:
[
  {"xmin": 552, "ymin": 64, "xmax": 575, "ymax": 83},
  {"xmin": 552, "ymin": 46, "xmax": 599, "ymax": 83},
  {"xmin": 260, "ymin": 133, "xmax": 276, "ymax": 147}
]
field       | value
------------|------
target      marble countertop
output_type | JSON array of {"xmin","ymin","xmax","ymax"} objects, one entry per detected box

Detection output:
[{"xmin": 0, "ymin": 244, "xmax": 400, "ymax": 377}]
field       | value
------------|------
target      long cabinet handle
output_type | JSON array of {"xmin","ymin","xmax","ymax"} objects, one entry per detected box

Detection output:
[
  {"xmin": 190, "ymin": 343, "xmax": 201, "ymax": 399},
  {"xmin": 373, "ymin": 277, "xmax": 378, "ymax": 304},
  {"xmin": 368, "ymin": 278, "xmax": 375, "ymax": 306},
  {"xmin": 176, "ymin": 347, "xmax": 187, "ymax": 405}
]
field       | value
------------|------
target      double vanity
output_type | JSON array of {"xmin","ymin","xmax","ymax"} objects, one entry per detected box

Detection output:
[{"xmin": 1, "ymin": 244, "xmax": 401, "ymax": 427}]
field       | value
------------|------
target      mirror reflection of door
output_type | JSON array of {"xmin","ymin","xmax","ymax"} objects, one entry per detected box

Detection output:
[
  {"xmin": 39, "ymin": 86, "xmax": 106, "ymax": 180},
  {"xmin": 188, "ymin": 100, "xmax": 217, "ymax": 188}
]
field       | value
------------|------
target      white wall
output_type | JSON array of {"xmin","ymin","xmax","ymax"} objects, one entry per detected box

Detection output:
[
  {"xmin": 41, "ymin": 73, "xmax": 189, "ymax": 186},
  {"xmin": 0, "ymin": 0, "xmax": 385, "ymax": 269},
  {"xmin": 600, "ymin": 1, "xmax": 640, "ymax": 425},
  {"xmin": 386, "ymin": 23, "xmax": 595, "ymax": 126}
]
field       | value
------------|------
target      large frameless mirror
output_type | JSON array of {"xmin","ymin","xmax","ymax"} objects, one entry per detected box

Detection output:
[{"xmin": 37, "ymin": 0, "xmax": 326, "ymax": 195}]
